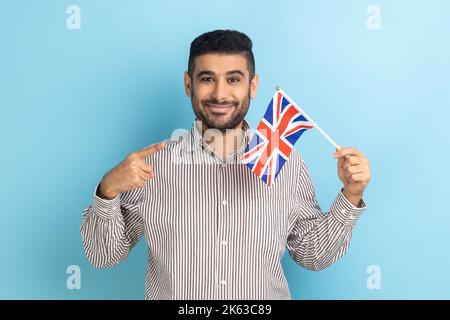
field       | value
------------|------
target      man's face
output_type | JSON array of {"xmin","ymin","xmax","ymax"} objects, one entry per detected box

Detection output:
[{"xmin": 184, "ymin": 53, "xmax": 259, "ymax": 130}]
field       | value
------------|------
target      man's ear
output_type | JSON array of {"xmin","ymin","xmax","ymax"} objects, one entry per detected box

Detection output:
[
  {"xmin": 250, "ymin": 74, "xmax": 259, "ymax": 99},
  {"xmin": 184, "ymin": 72, "xmax": 192, "ymax": 97}
]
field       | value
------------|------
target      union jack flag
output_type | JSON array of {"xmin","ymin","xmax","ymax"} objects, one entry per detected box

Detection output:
[{"xmin": 240, "ymin": 90, "xmax": 315, "ymax": 187}]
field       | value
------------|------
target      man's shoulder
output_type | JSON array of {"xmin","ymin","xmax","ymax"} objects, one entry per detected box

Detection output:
[{"xmin": 288, "ymin": 148, "xmax": 304, "ymax": 169}]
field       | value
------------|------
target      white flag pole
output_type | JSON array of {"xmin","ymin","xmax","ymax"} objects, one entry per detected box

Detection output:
[{"xmin": 275, "ymin": 86, "xmax": 342, "ymax": 151}]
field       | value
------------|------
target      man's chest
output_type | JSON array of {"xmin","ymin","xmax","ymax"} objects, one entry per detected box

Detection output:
[{"xmin": 142, "ymin": 163, "xmax": 296, "ymax": 253}]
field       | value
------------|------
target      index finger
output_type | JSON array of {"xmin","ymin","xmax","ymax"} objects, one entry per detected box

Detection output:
[
  {"xmin": 334, "ymin": 146, "xmax": 363, "ymax": 159},
  {"xmin": 135, "ymin": 141, "xmax": 166, "ymax": 158}
]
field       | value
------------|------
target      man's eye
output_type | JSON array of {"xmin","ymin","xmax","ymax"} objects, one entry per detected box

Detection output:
[
  {"xmin": 228, "ymin": 77, "xmax": 240, "ymax": 83},
  {"xmin": 201, "ymin": 77, "xmax": 214, "ymax": 82}
]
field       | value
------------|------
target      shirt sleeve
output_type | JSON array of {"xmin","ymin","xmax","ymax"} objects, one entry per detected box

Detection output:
[
  {"xmin": 80, "ymin": 182, "xmax": 146, "ymax": 268},
  {"xmin": 286, "ymin": 156, "xmax": 367, "ymax": 271}
]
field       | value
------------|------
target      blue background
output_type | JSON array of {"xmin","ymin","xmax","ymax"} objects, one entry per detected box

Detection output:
[{"xmin": 1, "ymin": 0, "xmax": 449, "ymax": 299}]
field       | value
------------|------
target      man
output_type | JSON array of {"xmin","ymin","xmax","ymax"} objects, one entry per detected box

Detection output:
[{"xmin": 81, "ymin": 30, "xmax": 371, "ymax": 300}]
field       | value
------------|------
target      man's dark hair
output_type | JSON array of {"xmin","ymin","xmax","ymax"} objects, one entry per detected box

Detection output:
[{"xmin": 188, "ymin": 29, "xmax": 255, "ymax": 80}]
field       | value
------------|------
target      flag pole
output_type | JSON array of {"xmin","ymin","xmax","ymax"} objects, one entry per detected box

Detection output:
[{"xmin": 275, "ymin": 86, "xmax": 342, "ymax": 151}]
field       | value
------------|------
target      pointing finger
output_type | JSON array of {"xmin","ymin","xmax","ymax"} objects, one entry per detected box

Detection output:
[{"xmin": 135, "ymin": 141, "xmax": 166, "ymax": 158}]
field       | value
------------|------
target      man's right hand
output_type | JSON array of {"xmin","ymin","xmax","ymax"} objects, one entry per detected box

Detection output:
[{"xmin": 97, "ymin": 141, "xmax": 166, "ymax": 200}]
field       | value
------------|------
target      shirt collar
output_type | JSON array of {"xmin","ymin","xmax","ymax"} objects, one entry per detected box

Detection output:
[{"xmin": 186, "ymin": 118, "xmax": 252, "ymax": 163}]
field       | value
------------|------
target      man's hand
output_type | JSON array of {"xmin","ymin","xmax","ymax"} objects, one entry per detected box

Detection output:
[
  {"xmin": 333, "ymin": 145, "xmax": 371, "ymax": 207},
  {"xmin": 97, "ymin": 141, "xmax": 166, "ymax": 200}
]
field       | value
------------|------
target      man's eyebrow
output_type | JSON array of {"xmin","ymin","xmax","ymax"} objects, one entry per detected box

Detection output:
[
  {"xmin": 196, "ymin": 70, "xmax": 246, "ymax": 78},
  {"xmin": 196, "ymin": 70, "xmax": 215, "ymax": 78},
  {"xmin": 226, "ymin": 70, "xmax": 245, "ymax": 76}
]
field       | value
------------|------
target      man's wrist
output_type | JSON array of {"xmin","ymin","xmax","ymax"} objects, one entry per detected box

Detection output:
[
  {"xmin": 96, "ymin": 182, "xmax": 118, "ymax": 200},
  {"xmin": 342, "ymin": 187, "xmax": 363, "ymax": 208}
]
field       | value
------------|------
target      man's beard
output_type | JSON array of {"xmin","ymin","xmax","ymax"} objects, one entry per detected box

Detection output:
[{"xmin": 191, "ymin": 88, "xmax": 251, "ymax": 131}]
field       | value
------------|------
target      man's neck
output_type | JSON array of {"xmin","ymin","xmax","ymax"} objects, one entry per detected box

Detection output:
[{"xmin": 196, "ymin": 119, "xmax": 245, "ymax": 160}]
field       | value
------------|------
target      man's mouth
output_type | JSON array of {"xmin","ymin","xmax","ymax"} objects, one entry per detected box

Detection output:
[{"xmin": 205, "ymin": 103, "xmax": 235, "ymax": 114}]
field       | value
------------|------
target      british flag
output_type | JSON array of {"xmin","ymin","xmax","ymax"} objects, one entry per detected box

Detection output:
[{"xmin": 240, "ymin": 90, "xmax": 315, "ymax": 187}]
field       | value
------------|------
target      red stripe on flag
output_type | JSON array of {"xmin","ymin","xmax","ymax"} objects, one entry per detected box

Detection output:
[
  {"xmin": 267, "ymin": 156, "xmax": 273, "ymax": 187},
  {"xmin": 284, "ymin": 124, "xmax": 314, "ymax": 137},
  {"xmin": 276, "ymin": 93, "xmax": 282, "ymax": 123},
  {"xmin": 240, "ymin": 140, "xmax": 265, "ymax": 161}
]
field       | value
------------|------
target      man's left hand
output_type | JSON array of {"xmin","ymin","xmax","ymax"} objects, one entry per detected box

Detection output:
[{"xmin": 333, "ymin": 145, "xmax": 371, "ymax": 207}]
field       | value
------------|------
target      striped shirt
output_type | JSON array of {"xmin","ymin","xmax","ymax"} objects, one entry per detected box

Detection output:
[{"xmin": 80, "ymin": 119, "xmax": 366, "ymax": 300}]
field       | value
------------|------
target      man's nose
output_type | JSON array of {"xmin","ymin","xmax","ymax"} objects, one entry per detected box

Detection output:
[{"xmin": 212, "ymin": 78, "xmax": 229, "ymax": 102}]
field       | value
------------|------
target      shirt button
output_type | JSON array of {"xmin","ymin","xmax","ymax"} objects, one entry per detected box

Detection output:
[
  {"xmin": 222, "ymin": 200, "xmax": 227, "ymax": 206},
  {"xmin": 221, "ymin": 240, "xmax": 228, "ymax": 246},
  {"xmin": 221, "ymin": 164, "xmax": 226, "ymax": 168},
  {"xmin": 220, "ymin": 280, "xmax": 226, "ymax": 285},
  {"xmin": 340, "ymin": 209, "xmax": 346, "ymax": 214}
]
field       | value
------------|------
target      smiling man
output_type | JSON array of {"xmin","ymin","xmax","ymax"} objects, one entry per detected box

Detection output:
[{"xmin": 81, "ymin": 30, "xmax": 371, "ymax": 300}]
